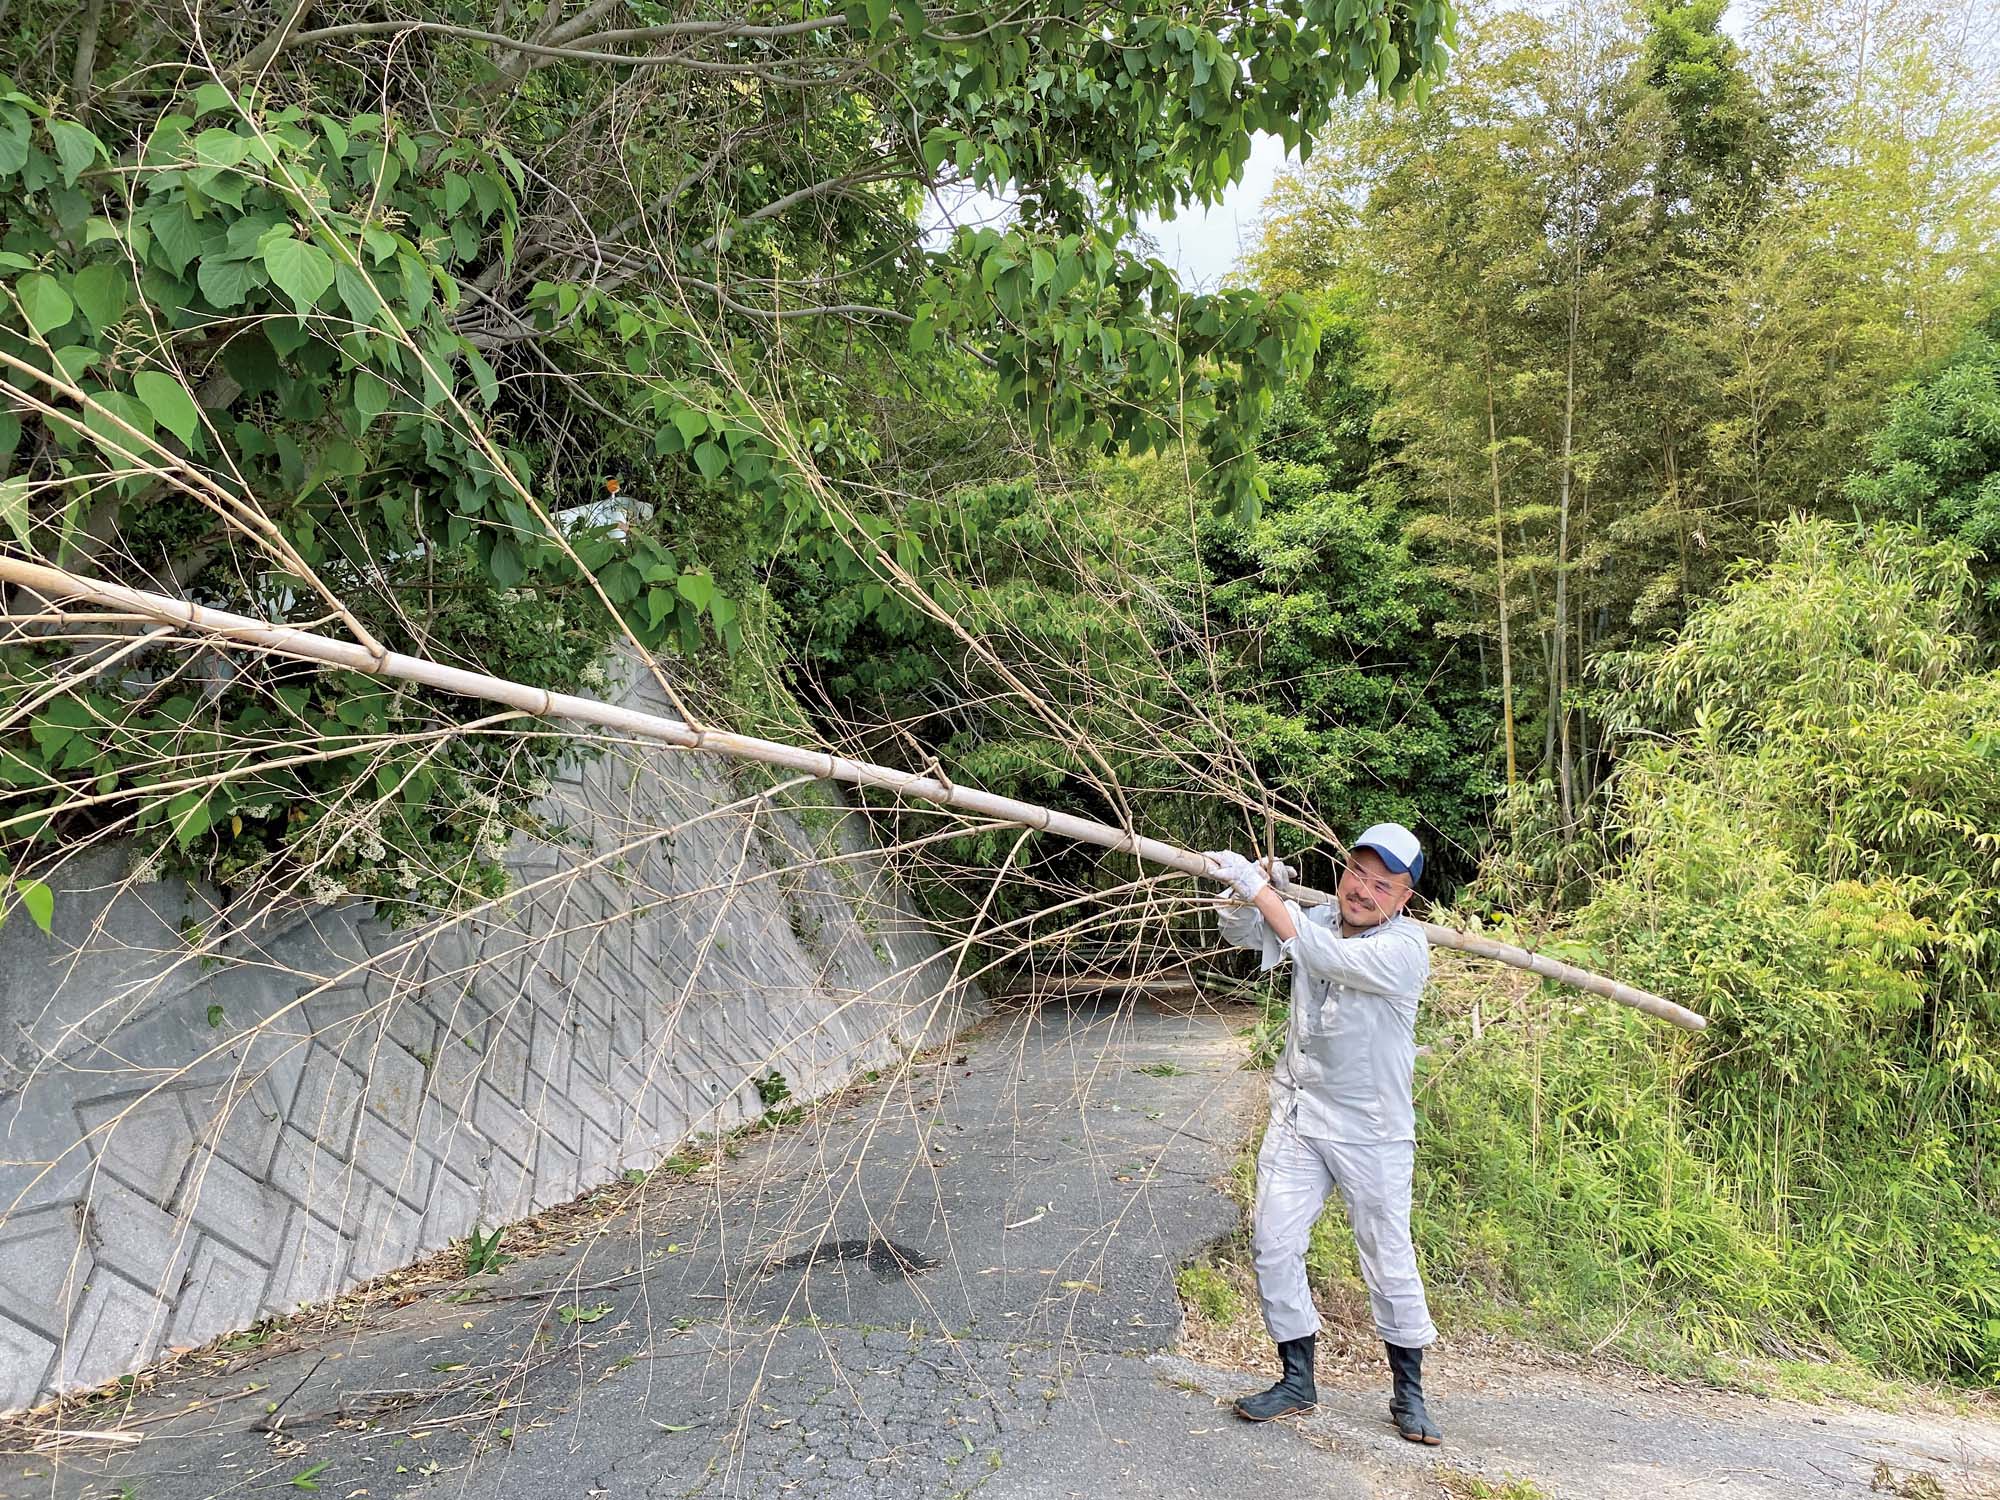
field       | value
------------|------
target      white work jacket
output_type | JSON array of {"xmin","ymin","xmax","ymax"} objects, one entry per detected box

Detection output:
[{"xmin": 1218, "ymin": 899, "xmax": 1430, "ymax": 1144}]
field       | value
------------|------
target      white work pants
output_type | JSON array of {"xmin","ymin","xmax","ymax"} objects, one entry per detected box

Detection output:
[{"xmin": 1252, "ymin": 1120, "xmax": 1437, "ymax": 1348}]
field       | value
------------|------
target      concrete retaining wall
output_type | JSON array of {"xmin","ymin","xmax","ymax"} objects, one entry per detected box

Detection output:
[{"xmin": 0, "ymin": 666, "xmax": 981, "ymax": 1411}]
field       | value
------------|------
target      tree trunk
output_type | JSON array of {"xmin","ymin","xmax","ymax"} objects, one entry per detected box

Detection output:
[
  {"xmin": 0, "ymin": 553, "xmax": 1712, "ymax": 1033},
  {"xmin": 1555, "ymin": 239, "xmax": 1579, "ymax": 829},
  {"xmin": 1482, "ymin": 333, "xmax": 1518, "ymax": 790}
]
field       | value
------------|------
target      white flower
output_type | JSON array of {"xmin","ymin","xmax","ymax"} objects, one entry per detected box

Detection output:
[
  {"xmin": 307, "ymin": 872, "xmax": 345, "ymax": 905},
  {"xmin": 129, "ymin": 850, "xmax": 163, "ymax": 884}
]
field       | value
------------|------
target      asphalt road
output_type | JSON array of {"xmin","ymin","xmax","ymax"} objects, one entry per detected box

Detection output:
[{"xmin": 5, "ymin": 998, "xmax": 1995, "ymax": 1500}]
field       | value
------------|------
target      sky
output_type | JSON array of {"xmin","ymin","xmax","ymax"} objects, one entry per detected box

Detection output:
[
  {"xmin": 1132, "ymin": 130, "xmax": 1296, "ymax": 291},
  {"xmin": 920, "ymin": 129, "xmax": 1296, "ymax": 288}
]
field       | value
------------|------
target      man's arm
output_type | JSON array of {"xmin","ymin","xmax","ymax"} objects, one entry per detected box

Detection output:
[
  {"xmin": 1217, "ymin": 898, "xmax": 1276, "ymax": 953},
  {"xmin": 1207, "ymin": 849, "xmax": 1423, "ymax": 995},
  {"xmin": 1278, "ymin": 906, "xmax": 1427, "ymax": 995},
  {"xmin": 1251, "ymin": 882, "xmax": 1298, "ymax": 942}
]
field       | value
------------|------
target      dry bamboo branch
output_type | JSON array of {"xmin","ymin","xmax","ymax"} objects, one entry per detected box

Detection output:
[{"xmin": 0, "ymin": 556, "xmax": 1707, "ymax": 1031}]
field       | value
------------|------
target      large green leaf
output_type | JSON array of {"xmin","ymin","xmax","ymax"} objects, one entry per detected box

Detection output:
[
  {"xmin": 334, "ymin": 261, "xmax": 384, "ymax": 326},
  {"xmin": 71, "ymin": 262, "xmax": 131, "ymax": 328},
  {"xmin": 197, "ymin": 254, "xmax": 262, "ymax": 308},
  {"xmin": 0, "ymin": 108, "xmax": 28, "ymax": 175},
  {"xmin": 46, "ymin": 120, "xmax": 102, "ymax": 187},
  {"xmin": 82, "ymin": 389, "xmax": 153, "ymax": 460},
  {"xmin": 149, "ymin": 201, "xmax": 208, "ymax": 274},
  {"xmin": 168, "ymin": 791, "xmax": 213, "ymax": 850},
  {"xmin": 134, "ymin": 371, "xmax": 202, "ymax": 447},
  {"xmin": 14, "ymin": 878, "xmax": 52, "ymax": 935},
  {"xmin": 192, "ymin": 127, "xmax": 250, "ymax": 170},
  {"xmin": 488, "ymin": 537, "xmax": 525, "ymax": 588},
  {"xmin": 463, "ymin": 346, "xmax": 498, "ymax": 407},
  {"xmin": 261, "ymin": 232, "xmax": 335, "ymax": 312},
  {"xmin": 0, "ymin": 475, "xmax": 29, "ymax": 546},
  {"xmin": 16, "ymin": 273, "xmax": 74, "ymax": 335},
  {"xmin": 352, "ymin": 367, "xmax": 391, "ymax": 421},
  {"xmin": 675, "ymin": 570, "xmax": 716, "ymax": 610}
]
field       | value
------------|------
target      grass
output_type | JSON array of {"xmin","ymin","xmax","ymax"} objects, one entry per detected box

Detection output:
[
  {"xmin": 1176, "ymin": 1262, "xmax": 1243, "ymax": 1325},
  {"xmin": 1434, "ymin": 1473, "xmax": 1550, "ymax": 1500},
  {"xmin": 1172, "ymin": 957, "xmax": 1987, "ymax": 1418}
]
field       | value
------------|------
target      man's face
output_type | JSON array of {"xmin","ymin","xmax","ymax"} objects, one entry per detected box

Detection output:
[{"xmin": 1336, "ymin": 847, "xmax": 1414, "ymax": 929}]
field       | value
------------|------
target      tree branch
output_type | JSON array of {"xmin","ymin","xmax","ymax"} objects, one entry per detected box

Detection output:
[
  {"xmin": 69, "ymin": 0, "xmax": 109, "ymax": 105},
  {"xmin": 281, "ymin": 15, "xmax": 848, "ymax": 58},
  {"xmin": 697, "ymin": 168, "xmax": 900, "ymax": 254},
  {"xmin": 678, "ymin": 279, "xmax": 916, "ymax": 324},
  {"xmin": 232, "ymin": 0, "xmax": 314, "ymax": 80}
]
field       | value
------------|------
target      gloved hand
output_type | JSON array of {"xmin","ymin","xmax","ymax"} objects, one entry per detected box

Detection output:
[
  {"xmin": 1259, "ymin": 856, "xmax": 1294, "ymax": 892},
  {"xmin": 1203, "ymin": 850, "xmax": 1267, "ymax": 901}
]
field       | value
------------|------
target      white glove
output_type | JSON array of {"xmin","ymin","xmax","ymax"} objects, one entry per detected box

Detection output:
[
  {"xmin": 1259, "ymin": 856, "xmax": 1294, "ymax": 892},
  {"xmin": 1203, "ymin": 850, "xmax": 1267, "ymax": 901}
]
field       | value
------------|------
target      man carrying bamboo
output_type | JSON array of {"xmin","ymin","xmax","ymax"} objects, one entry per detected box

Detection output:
[{"xmin": 1205, "ymin": 824, "xmax": 1443, "ymax": 1445}]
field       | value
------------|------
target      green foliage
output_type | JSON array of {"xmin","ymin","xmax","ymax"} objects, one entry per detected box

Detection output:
[
  {"xmin": 0, "ymin": 0, "xmax": 1459, "ymax": 907},
  {"xmin": 779, "ymin": 435, "xmax": 1492, "ymax": 945},
  {"xmin": 1253, "ymin": 0, "xmax": 1999, "ymax": 810},
  {"xmin": 1175, "ymin": 1261, "xmax": 1243, "ymax": 1325},
  {"xmin": 1847, "ymin": 306, "xmax": 2000, "ymax": 602},
  {"xmin": 1415, "ymin": 519, "xmax": 2000, "ymax": 1384},
  {"xmin": 461, "ymin": 1225, "xmax": 509, "ymax": 1278},
  {"xmin": 755, "ymin": 1071, "xmax": 792, "ymax": 1108}
]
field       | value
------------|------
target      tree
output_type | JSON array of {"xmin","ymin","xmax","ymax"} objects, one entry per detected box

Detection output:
[
  {"xmin": 1253, "ymin": 0, "xmax": 1999, "ymax": 813},
  {"xmin": 0, "ymin": 0, "xmax": 1460, "ymax": 905},
  {"xmin": 1847, "ymin": 302, "xmax": 2000, "ymax": 602}
]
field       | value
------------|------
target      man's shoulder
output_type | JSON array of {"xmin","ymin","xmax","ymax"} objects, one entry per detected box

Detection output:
[{"xmin": 1381, "ymin": 915, "xmax": 1432, "ymax": 965}]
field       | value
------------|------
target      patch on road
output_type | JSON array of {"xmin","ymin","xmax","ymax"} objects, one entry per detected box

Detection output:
[{"xmin": 761, "ymin": 1237, "xmax": 941, "ymax": 1278}]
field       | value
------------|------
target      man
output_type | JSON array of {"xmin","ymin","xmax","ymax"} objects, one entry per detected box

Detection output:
[{"xmin": 1204, "ymin": 823, "xmax": 1442, "ymax": 1445}]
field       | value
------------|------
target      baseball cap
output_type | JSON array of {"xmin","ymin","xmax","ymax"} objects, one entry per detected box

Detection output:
[{"xmin": 1353, "ymin": 822, "xmax": 1424, "ymax": 884}]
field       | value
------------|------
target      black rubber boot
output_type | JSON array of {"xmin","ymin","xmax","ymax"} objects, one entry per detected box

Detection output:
[
  {"xmin": 1234, "ymin": 1335, "xmax": 1317, "ymax": 1421},
  {"xmin": 1386, "ymin": 1341, "xmax": 1443, "ymax": 1444}
]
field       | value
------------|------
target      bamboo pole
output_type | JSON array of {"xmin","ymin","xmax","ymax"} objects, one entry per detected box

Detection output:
[{"xmin": 0, "ymin": 557, "xmax": 1705, "ymax": 1031}]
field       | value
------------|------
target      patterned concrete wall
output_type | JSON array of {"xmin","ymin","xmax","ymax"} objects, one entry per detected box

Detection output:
[{"xmin": 0, "ymin": 666, "xmax": 982, "ymax": 1412}]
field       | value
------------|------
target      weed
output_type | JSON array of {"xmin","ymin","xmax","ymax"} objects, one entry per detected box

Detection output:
[
  {"xmin": 462, "ymin": 1225, "xmax": 509, "ymax": 1277},
  {"xmin": 1872, "ymin": 1462, "xmax": 1947, "ymax": 1500},
  {"xmin": 753, "ymin": 1071, "xmax": 804, "ymax": 1127},
  {"xmin": 755, "ymin": 1071, "xmax": 792, "ymax": 1109},
  {"xmin": 785, "ymin": 897, "xmax": 828, "ymax": 957},
  {"xmin": 1434, "ymin": 1471, "xmax": 1549, "ymax": 1500},
  {"xmin": 219, "ymin": 1318, "xmax": 283, "ymax": 1352},
  {"xmin": 1176, "ymin": 1263, "xmax": 1243, "ymax": 1326},
  {"xmin": 1134, "ymin": 1061, "xmax": 1189, "ymax": 1078}
]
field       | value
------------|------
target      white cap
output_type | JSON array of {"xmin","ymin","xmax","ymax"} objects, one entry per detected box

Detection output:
[{"xmin": 1353, "ymin": 822, "xmax": 1424, "ymax": 884}]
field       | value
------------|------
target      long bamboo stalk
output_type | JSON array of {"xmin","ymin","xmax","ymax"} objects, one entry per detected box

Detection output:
[{"xmin": 0, "ymin": 557, "xmax": 1705, "ymax": 1031}]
